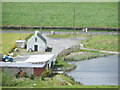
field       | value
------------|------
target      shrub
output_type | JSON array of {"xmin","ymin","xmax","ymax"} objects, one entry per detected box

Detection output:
[
  {"xmin": 15, "ymin": 73, "xmax": 20, "ymax": 79},
  {"xmin": 30, "ymin": 74, "xmax": 35, "ymax": 80},
  {"xmin": 23, "ymin": 72, "xmax": 29, "ymax": 78},
  {"xmin": 15, "ymin": 72, "xmax": 29, "ymax": 78},
  {"xmin": 40, "ymin": 70, "xmax": 53, "ymax": 80}
]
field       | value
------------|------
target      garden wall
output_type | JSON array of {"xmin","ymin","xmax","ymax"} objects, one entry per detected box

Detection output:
[{"xmin": 58, "ymin": 44, "xmax": 80, "ymax": 57}]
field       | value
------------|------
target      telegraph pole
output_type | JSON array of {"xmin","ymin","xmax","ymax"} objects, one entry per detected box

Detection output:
[
  {"xmin": 73, "ymin": 0, "xmax": 76, "ymax": 31},
  {"xmin": 40, "ymin": 10, "xmax": 43, "ymax": 34}
]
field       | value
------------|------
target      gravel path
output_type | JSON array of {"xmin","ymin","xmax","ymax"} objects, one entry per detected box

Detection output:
[{"xmin": 42, "ymin": 34, "xmax": 86, "ymax": 57}]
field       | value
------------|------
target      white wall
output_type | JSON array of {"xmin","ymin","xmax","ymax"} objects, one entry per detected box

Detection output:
[
  {"xmin": 16, "ymin": 42, "xmax": 26, "ymax": 48},
  {"xmin": 27, "ymin": 35, "xmax": 47, "ymax": 52}
]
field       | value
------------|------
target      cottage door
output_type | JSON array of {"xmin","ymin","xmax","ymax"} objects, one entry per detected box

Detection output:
[{"xmin": 34, "ymin": 45, "xmax": 38, "ymax": 51}]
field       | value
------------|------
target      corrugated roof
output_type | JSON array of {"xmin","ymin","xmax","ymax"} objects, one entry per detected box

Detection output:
[
  {"xmin": 0, "ymin": 62, "xmax": 45, "ymax": 68},
  {"xmin": 25, "ymin": 54, "xmax": 55, "ymax": 63}
]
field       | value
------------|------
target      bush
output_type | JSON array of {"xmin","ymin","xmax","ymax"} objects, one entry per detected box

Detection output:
[
  {"xmin": 15, "ymin": 72, "xmax": 29, "ymax": 78},
  {"xmin": 40, "ymin": 70, "xmax": 53, "ymax": 80},
  {"xmin": 15, "ymin": 73, "xmax": 20, "ymax": 79},
  {"xmin": 23, "ymin": 72, "xmax": 29, "ymax": 78},
  {"xmin": 30, "ymin": 74, "xmax": 35, "ymax": 80}
]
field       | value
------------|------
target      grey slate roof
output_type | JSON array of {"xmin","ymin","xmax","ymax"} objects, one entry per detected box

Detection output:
[
  {"xmin": 0, "ymin": 62, "xmax": 45, "ymax": 68},
  {"xmin": 37, "ymin": 33, "xmax": 47, "ymax": 43}
]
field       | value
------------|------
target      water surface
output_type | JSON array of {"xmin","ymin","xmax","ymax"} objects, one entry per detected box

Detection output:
[{"xmin": 67, "ymin": 55, "xmax": 119, "ymax": 85}]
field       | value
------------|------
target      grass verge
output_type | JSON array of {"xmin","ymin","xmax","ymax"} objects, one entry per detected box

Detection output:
[
  {"xmin": 81, "ymin": 34, "xmax": 118, "ymax": 52},
  {"xmin": 53, "ymin": 56, "xmax": 77, "ymax": 72},
  {"xmin": 65, "ymin": 49, "xmax": 111, "ymax": 61},
  {"xmin": 48, "ymin": 33, "xmax": 88, "ymax": 38}
]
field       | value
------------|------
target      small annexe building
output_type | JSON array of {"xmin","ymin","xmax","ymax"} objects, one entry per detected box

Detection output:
[{"xmin": 1, "ymin": 54, "xmax": 55, "ymax": 77}]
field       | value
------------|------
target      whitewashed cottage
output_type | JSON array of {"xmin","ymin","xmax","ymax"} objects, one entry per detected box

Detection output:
[{"xmin": 27, "ymin": 31, "xmax": 47, "ymax": 52}]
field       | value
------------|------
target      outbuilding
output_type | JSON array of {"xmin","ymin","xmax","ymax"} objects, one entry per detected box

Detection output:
[
  {"xmin": 27, "ymin": 31, "xmax": 47, "ymax": 52},
  {"xmin": 1, "ymin": 54, "xmax": 55, "ymax": 77},
  {"xmin": 16, "ymin": 40, "xmax": 26, "ymax": 48}
]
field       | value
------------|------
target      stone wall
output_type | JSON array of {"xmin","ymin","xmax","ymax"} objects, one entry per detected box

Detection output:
[
  {"xmin": 58, "ymin": 44, "xmax": 80, "ymax": 57},
  {"xmin": 1, "ymin": 25, "xmax": 119, "ymax": 31}
]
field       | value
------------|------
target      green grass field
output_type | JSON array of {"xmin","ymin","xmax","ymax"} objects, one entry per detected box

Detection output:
[
  {"xmin": 1, "ymin": 33, "xmax": 30, "ymax": 54},
  {"xmin": 2, "ymin": 2, "xmax": 118, "ymax": 27},
  {"xmin": 81, "ymin": 34, "xmax": 118, "ymax": 52}
]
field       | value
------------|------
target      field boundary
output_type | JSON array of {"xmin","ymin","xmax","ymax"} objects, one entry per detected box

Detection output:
[
  {"xmin": 58, "ymin": 44, "xmax": 80, "ymax": 57},
  {"xmin": 80, "ymin": 47, "xmax": 119, "ymax": 54},
  {"xmin": 1, "ymin": 25, "xmax": 119, "ymax": 31}
]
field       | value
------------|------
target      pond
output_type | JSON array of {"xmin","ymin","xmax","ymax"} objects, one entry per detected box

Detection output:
[{"xmin": 67, "ymin": 55, "xmax": 119, "ymax": 85}]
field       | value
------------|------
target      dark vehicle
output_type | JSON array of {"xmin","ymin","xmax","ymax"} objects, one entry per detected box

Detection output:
[{"xmin": 2, "ymin": 55, "xmax": 14, "ymax": 62}]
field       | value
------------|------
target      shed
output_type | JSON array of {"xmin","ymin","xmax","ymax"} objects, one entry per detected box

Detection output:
[
  {"xmin": 1, "ymin": 54, "xmax": 56, "ymax": 77},
  {"xmin": 27, "ymin": 31, "xmax": 47, "ymax": 52},
  {"xmin": 0, "ymin": 62, "xmax": 45, "ymax": 77},
  {"xmin": 16, "ymin": 40, "xmax": 26, "ymax": 48},
  {"xmin": 25, "ymin": 54, "xmax": 55, "ymax": 69}
]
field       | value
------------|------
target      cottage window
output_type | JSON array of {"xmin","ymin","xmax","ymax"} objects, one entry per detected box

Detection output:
[{"xmin": 35, "ymin": 38, "xmax": 37, "ymax": 42}]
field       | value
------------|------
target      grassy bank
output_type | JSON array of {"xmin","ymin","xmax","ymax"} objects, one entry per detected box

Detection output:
[
  {"xmin": 3, "ymin": 2, "xmax": 117, "ymax": 27},
  {"xmin": 81, "ymin": 34, "xmax": 118, "ymax": 52},
  {"xmin": 65, "ymin": 49, "xmax": 110, "ymax": 61},
  {"xmin": 48, "ymin": 33, "xmax": 88, "ymax": 38},
  {"xmin": 48, "ymin": 85, "xmax": 118, "ymax": 88},
  {"xmin": 1, "ymin": 33, "xmax": 33, "ymax": 54},
  {"xmin": 54, "ymin": 56, "xmax": 77, "ymax": 72}
]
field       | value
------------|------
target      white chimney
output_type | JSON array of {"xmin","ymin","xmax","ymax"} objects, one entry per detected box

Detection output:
[{"xmin": 35, "ymin": 31, "xmax": 40, "ymax": 35}]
